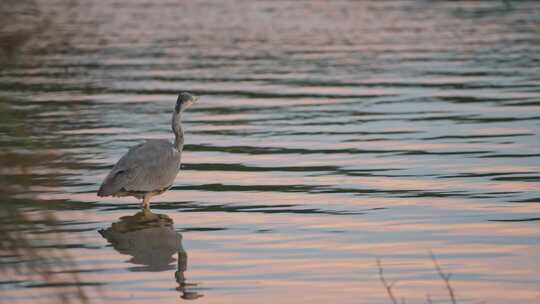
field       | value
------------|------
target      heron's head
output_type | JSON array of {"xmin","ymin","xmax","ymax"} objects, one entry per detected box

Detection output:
[{"xmin": 175, "ymin": 92, "xmax": 199, "ymax": 113}]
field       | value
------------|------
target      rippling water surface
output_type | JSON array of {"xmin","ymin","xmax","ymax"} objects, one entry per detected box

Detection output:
[{"xmin": 1, "ymin": 1, "xmax": 540, "ymax": 303}]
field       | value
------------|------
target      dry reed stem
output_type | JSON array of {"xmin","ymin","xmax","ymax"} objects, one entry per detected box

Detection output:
[
  {"xmin": 430, "ymin": 252, "xmax": 457, "ymax": 304},
  {"xmin": 377, "ymin": 259, "xmax": 399, "ymax": 304}
]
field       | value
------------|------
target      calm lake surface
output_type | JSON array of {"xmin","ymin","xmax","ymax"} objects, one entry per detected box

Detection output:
[{"xmin": 1, "ymin": 1, "xmax": 540, "ymax": 303}]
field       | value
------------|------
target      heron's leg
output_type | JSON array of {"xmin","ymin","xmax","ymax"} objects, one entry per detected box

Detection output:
[{"xmin": 142, "ymin": 194, "xmax": 151, "ymax": 210}]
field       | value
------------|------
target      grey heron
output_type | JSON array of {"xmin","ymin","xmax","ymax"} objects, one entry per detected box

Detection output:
[{"xmin": 97, "ymin": 92, "xmax": 198, "ymax": 209}]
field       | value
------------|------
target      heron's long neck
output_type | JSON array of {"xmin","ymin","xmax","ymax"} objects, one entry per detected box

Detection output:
[{"xmin": 172, "ymin": 111, "xmax": 184, "ymax": 152}]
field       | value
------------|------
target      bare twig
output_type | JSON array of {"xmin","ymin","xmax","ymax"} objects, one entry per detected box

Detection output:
[
  {"xmin": 377, "ymin": 259, "xmax": 399, "ymax": 304},
  {"xmin": 430, "ymin": 252, "xmax": 456, "ymax": 304},
  {"xmin": 425, "ymin": 294, "xmax": 433, "ymax": 304}
]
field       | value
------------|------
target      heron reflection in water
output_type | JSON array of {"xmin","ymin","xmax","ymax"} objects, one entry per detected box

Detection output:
[{"xmin": 99, "ymin": 209, "xmax": 203, "ymax": 299}]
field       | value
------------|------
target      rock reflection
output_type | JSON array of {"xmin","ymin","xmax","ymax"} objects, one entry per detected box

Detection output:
[{"xmin": 99, "ymin": 210, "xmax": 203, "ymax": 299}]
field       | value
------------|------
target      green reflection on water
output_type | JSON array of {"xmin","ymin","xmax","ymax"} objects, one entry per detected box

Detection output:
[{"xmin": 0, "ymin": 1, "xmax": 92, "ymax": 303}]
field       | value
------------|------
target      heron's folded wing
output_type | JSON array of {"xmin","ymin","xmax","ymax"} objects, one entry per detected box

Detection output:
[
  {"xmin": 98, "ymin": 140, "xmax": 181, "ymax": 196},
  {"xmin": 98, "ymin": 142, "xmax": 149, "ymax": 196}
]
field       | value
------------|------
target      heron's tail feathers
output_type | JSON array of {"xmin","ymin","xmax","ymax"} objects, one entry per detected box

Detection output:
[
  {"xmin": 97, "ymin": 169, "xmax": 130, "ymax": 197},
  {"xmin": 97, "ymin": 183, "xmax": 114, "ymax": 197}
]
